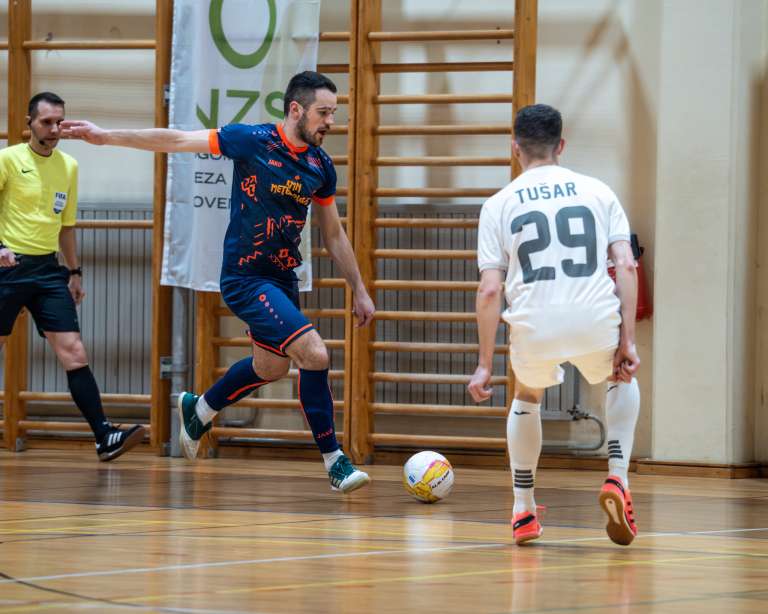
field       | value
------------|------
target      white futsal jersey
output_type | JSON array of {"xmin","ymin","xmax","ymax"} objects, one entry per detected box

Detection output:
[{"xmin": 478, "ymin": 165, "xmax": 631, "ymax": 361}]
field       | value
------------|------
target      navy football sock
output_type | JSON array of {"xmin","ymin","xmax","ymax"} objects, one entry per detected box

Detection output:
[
  {"xmin": 204, "ymin": 357, "xmax": 270, "ymax": 410},
  {"xmin": 298, "ymin": 368, "xmax": 339, "ymax": 454},
  {"xmin": 66, "ymin": 366, "xmax": 111, "ymax": 440}
]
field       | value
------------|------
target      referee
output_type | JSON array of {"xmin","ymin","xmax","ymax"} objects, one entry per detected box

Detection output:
[{"xmin": 0, "ymin": 92, "xmax": 144, "ymax": 461}]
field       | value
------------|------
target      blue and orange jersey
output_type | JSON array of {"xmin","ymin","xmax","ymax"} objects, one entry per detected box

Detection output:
[{"xmin": 210, "ymin": 122, "xmax": 336, "ymax": 280}]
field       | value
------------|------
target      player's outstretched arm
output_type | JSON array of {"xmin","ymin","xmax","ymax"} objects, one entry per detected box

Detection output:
[
  {"xmin": 315, "ymin": 200, "xmax": 375, "ymax": 327},
  {"xmin": 609, "ymin": 239, "xmax": 640, "ymax": 381},
  {"xmin": 468, "ymin": 268, "xmax": 504, "ymax": 402},
  {"xmin": 61, "ymin": 120, "xmax": 212, "ymax": 154}
]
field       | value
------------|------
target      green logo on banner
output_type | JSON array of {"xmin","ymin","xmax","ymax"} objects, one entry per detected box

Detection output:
[{"xmin": 209, "ymin": 0, "xmax": 277, "ymax": 69}]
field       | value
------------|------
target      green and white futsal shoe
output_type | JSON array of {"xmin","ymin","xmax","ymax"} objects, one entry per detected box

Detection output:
[
  {"xmin": 328, "ymin": 454, "xmax": 371, "ymax": 493},
  {"xmin": 177, "ymin": 391, "xmax": 212, "ymax": 460}
]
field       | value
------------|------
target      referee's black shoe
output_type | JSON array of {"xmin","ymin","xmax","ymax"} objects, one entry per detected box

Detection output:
[{"xmin": 96, "ymin": 425, "xmax": 146, "ymax": 462}]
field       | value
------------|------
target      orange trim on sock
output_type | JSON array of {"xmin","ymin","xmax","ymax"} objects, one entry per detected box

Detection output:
[
  {"xmin": 226, "ymin": 380, "xmax": 268, "ymax": 401},
  {"xmin": 209, "ymin": 129, "xmax": 221, "ymax": 155},
  {"xmin": 297, "ymin": 370, "xmax": 305, "ymax": 414},
  {"xmin": 277, "ymin": 122, "xmax": 308, "ymax": 154}
]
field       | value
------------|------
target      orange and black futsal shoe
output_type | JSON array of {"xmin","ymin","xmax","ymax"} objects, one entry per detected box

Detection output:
[
  {"xmin": 512, "ymin": 511, "xmax": 543, "ymax": 545},
  {"xmin": 599, "ymin": 475, "xmax": 638, "ymax": 546}
]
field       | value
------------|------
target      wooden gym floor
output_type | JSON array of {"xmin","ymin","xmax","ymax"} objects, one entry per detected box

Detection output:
[{"xmin": 0, "ymin": 449, "xmax": 766, "ymax": 613}]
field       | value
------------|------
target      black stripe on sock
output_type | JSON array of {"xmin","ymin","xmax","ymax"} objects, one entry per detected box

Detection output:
[{"xmin": 608, "ymin": 440, "xmax": 623, "ymax": 459}]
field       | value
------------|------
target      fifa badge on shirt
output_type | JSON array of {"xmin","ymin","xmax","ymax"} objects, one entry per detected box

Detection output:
[{"xmin": 53, "ymin": 192, "xmax": 67, "ymax": 214}]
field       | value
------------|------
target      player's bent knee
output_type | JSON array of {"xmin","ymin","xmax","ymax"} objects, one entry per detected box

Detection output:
[
  {"xmin": 298, "ymin": 346, "xmax": 329, "ymax": 370},
  {"xmin": 287, "ymin": 331, "xmax": 329, "ymax": 370},
  {"xmin": 51, "ymin": 335, "xmax": 88, "ymax": 370},
  {"xmin": 253, "ymin": 357, "xmax": 290, "ymax": 381},
  {"xmin": 514, "ymin": 381, "xmax": 545, "ymax": 404}
]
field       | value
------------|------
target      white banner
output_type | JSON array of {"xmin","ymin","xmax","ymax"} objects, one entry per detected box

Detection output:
[{"xmin": 162, "ymin": 0, "xmax": 320, "ymax": 291}]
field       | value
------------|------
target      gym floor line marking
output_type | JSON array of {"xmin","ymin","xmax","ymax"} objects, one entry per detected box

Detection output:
[
  {"xmin": 0, "ymin": 542, "xmax": 506, "ymax": 585},
  {"xmin": 0, "ymin": 515, "xmax": 223, "ymax": 527},
  {"xmin": 0, "ymin": 509, "xmax": 156, "ymax": 525},
  {"xmin": 0, "ymin": 600, "xmax": 257, "ymax": 614},
  {"xmin": 63, "ymin": 552, "xmax": 761, "ymax": 607},
  {"xmin": 3, "ymin": 525, "xmax": 767, "ymax": 586},
  {"xmin": 540, "ymin": 526, "xmax": 768, "ymax": 545},
  {"xmin": 223, "ymin": 554, "xmax": 747, "ymax": 595},
  {"xmin": 0, "ymin": 520, "xmax": 227, "ymax": 536},
  {"xmin": 4, "ymin": 532, "xmax": 411, "ymax": 552},
  {"xmin": 1, "ymin": 513, "xmax": 509, "ymax": 544},
  {"xmin": 2, "ymin": 504, "xmax": 764, "ymax": 544},
  {"xmin": 1, "ymin": 517, "xmax": 509, "ymax": 543},
  {"xmin": 476, "ymin": 589, "xmax": 768, "ymax": 614}
]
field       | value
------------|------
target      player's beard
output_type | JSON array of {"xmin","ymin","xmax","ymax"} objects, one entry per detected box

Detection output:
[
  {"xmin": 297, "ymin": 113, "xmax": 323, "ymax": 146},
  {"xmin": 30, "ymin": 123, "xmax": 59, "ymax": 151}
]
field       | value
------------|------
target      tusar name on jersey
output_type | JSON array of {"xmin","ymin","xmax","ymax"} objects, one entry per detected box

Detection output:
[{"xmin": 514, "ymin": 182, "xmax": 577, "ymax": 205}]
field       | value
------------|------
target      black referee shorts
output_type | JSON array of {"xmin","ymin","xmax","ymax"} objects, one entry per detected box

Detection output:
[{"xmin": 0, "ymin": 253, "xmax": 80, "ymax": 337}]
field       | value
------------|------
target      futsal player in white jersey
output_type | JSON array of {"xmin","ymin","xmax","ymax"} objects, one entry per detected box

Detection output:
[{"xmin": 468, "ymin": 104, "xmax": 641, "ymax": 546}]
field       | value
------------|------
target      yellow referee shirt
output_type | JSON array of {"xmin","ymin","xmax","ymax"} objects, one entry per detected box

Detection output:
[{"xmin": 0, "ymin": 143, "xmax": 78, "ymax": 255}]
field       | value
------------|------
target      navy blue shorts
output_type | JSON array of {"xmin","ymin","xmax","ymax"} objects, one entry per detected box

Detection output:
[
  {"xmin": 220, "ymin": 275, "xmax": 313, "ymax": 357},
  {"xmin": 0, "ymin": 253, "xmax": 80, "ymax": 337}
]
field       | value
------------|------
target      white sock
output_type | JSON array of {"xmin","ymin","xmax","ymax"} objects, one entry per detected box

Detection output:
[
  {"xmin": 508, "ymin": 399, "xmax": 542, "ymax": 516},
  {"xmin": 195, "ymin": 395, "xmax": 218, "ymax": 425},
  {"xmin": 322, "ymin": 448, "xmax": 344, "ymax": 471},
  {"xmin": 605, "ymin": 378, "xmax": 640, "ymax": 488}
]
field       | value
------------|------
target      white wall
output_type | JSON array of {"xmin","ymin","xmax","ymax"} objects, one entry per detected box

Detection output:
[
  {"xmin": 536, "ymin": 0, "xmax": 661, "ymax": 458},
  {"xmin": 652, "ymin": 0, "xmax": 766, "ymax": 463},
  {"xmin": 0, "ymin": 1, "xmax": 157, "ymax": 203},
  {"xmin": 755, "ymin": 8, "xmax": 768, "ymax": 464}
]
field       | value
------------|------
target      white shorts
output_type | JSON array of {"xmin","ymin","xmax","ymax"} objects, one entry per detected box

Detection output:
[{"xmin": 511, "ymin": 346, "xmax": 616, "ymax": 389}]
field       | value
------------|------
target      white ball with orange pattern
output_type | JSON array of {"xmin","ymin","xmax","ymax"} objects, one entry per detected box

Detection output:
[{"xmin": 403, "ymin": 451, "xmax": 454, "ymax": 503}]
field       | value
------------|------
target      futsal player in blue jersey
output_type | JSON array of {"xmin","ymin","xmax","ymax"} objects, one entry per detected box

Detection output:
[{"xmin": 62, "ymin": 72, "xmax": 375, "ymax": 493}]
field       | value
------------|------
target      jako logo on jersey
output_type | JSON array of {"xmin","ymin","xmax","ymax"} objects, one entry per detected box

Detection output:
[{"xmin": 268, "ymin": 159, "xmax": 283, "ymax": 168}]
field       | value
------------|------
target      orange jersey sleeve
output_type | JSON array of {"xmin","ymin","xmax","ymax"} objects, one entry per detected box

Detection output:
[{"xmin": 208, "ymin": 129, "xmax": 221, "ymax": 155}]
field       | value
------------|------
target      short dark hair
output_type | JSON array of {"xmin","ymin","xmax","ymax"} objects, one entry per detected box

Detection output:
[
  {"xmin": 283, "ymin": 71, "xmax": 337, "ymax": 116},
  {"xmin": 28, "ymin": 92, "xmax": 65, "ymax": 118},
  {"xmin": 513, "ymin": 104, "xmax": 562, "ymax": 159}
]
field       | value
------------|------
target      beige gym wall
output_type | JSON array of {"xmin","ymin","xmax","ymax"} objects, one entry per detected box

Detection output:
[
  {"xmin": 652, "ymin": 0, "xmax": 767, "ymax": 464},
  {"xmin": 755, "ymin": 5, "xmax": 768, "ymax": 464}
]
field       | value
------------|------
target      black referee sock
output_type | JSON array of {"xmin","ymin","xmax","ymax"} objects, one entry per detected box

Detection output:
[{"xmin": 66, "ymin": 366, "xmax": 111, "ymax": 441}]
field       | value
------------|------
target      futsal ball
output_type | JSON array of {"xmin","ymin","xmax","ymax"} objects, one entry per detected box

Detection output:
[{"xmin": 403, "ymin": 451, "xmax": 454, "ymax": 503}]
